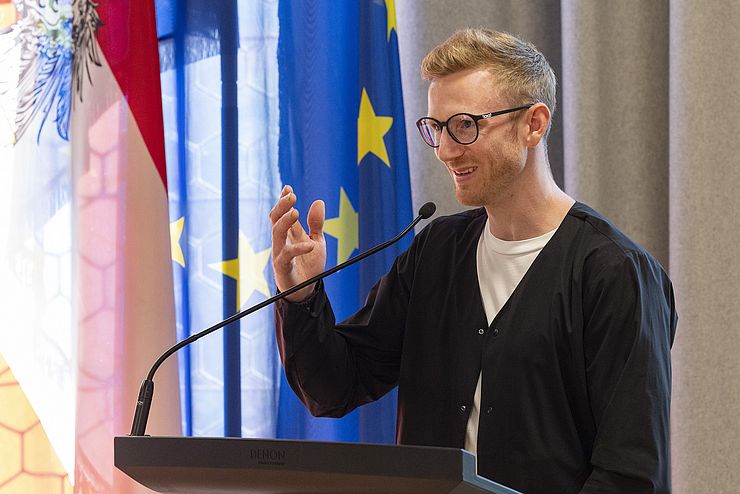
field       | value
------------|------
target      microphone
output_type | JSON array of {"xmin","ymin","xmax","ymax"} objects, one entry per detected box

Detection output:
[{"xmin": 130, "ymin": 202, "xmax": 437, "ymax": 436}]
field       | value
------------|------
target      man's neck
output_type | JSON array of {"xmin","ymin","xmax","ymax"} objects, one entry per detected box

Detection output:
[{"xmin": 484, "ymin": 159, "xmax": 574, "ymax": 241}]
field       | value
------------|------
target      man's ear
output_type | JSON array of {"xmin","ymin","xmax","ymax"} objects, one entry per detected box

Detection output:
[{"xmin": 524, "ymin": 103, "xmax": 551, "ymax": 147}]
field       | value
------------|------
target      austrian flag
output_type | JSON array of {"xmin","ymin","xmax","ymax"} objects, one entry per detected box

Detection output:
[
  {"xmin": 0, "ymin": 1, "xmax": 180, "ymax": 493},
  {"xmin": 72, "ymin": 0, "xmax": 181, "ymax": 491}
]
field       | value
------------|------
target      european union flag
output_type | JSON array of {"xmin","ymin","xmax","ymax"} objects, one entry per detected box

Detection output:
[{"xmin": 277, "ymin": 0, "xmax": 413, "ymax": 443}]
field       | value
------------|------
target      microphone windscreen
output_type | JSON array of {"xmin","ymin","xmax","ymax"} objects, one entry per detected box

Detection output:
[{"xmin": 418, "ymin": 202, "xmax": 436, "ymax": 219}]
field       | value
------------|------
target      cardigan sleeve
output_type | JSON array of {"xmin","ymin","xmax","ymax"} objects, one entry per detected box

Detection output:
[
  {"xmin": 579, "ymin": 250, "xmax": 677, "ymax": 494},
  {"xmin": 274, "ymin": 230, "xmax": 420, "ymax": 418}
]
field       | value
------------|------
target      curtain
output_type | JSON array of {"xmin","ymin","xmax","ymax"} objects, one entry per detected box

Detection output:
[{"xmin": 157, "ymin": 0, "xmax": 282, "ymax": 440}]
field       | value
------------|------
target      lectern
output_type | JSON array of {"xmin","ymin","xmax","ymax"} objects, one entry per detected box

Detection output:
[{"xmin": 115, "ymin": 436, "xmax": 521, "ymax": 493}]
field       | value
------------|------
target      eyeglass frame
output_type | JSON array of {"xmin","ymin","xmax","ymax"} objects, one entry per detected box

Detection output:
[{"xmin": 416, "ymin": 103, "xmax": 535, "ymax": 148}]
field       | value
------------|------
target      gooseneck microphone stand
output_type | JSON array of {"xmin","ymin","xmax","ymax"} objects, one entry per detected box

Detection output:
[{"xmin": 130, "ymin": 202, "xmax": 436, "ymax": 436}]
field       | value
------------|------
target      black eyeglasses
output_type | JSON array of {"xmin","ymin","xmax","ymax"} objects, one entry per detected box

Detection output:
[{"xmin": 416, "ymin": 104, "xmax": 534, "ymax": 148}]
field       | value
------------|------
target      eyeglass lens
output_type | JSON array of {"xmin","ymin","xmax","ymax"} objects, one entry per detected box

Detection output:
[{"xmin": 419, "ymin": 114, "xmax": 478, "ymax": 147}]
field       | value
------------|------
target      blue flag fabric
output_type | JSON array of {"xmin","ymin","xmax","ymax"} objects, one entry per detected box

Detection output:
[
  {"xmin": 155, "ymin": 0, "xmax": 411, "ymax": 443},
  {"xmin": 277, "ymin": 0, "xmax": 413, "ymax": 443}
]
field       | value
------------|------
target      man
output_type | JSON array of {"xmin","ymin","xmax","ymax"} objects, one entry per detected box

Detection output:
[{"xmin": 270, "ymin": 29, "xmax": 676, "ymax": 494}]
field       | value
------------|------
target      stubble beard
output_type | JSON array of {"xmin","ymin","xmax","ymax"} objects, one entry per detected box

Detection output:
[{"xmin": 452, "ymin": 139, "xmax": 523, "ymax": 208}]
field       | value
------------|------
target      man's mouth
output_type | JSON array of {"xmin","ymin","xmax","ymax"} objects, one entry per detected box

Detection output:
[{"xmin": 451, "ymin": 166, "xmax": 477, "ymax": 176}]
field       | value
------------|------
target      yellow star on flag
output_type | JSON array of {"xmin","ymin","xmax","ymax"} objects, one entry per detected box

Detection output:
[
  {"xmin": 357, "ymin": 87, "xmax": 393, "ymax": 167},
  {"xmin": 209, "ymin": 232, "xmax": 272, "ymax": 310},
  {"xmin": 170, "ymin": 217, "xmax": 185, "ymax": 267},
  {"xmin": 385, "ymin": 0, "xmax": 397, "ymax": 41},
  {"xmin": 323, "ymin": 188, "xmax": 359, "ymax": 265}
]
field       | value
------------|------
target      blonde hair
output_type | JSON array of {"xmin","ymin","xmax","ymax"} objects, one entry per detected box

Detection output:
[{"xmin": 421, "ymin": 28, "xmax": 556, "ymax": 136}]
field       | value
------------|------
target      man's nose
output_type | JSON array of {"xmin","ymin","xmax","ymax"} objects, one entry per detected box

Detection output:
[{"xmin": 435, "ymin": 129, "xmax": 465, "ymax": 162}]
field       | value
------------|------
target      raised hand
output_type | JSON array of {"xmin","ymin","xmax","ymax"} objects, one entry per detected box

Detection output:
[{"xmin": 269, "ymin": 185, "xmax": 327, "ymax": 302}]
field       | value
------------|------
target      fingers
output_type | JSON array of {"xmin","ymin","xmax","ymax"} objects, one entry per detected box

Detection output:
[
  {"xmin": 271, "ymin": 185, "xmax": 306, "ymax": 246},
  {"xmin": 269, "ymin": 186, "xmax": 324, "ymax": 268},
  {"xmin": 307, "ymin": 200, "xmax": 325, "ymax": 241},
  {"xmin": 269, "ymin": 186, "xmax": 326, "ymax": 297},
  {"xmin": 273, "ymin": 240, "xmax": 315, "ymax": 269},
  {"xmin": 271, "ymin": 206, "xmax": 300, "ymax": 256},
  {"xmin": 269, "ymin": 185, "xmax": 295, "ymax": 225}
]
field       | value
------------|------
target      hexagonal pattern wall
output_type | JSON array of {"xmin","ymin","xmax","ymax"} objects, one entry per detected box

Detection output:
[{"xmin": 0, "ymin": 353, "xmax": 71, "ymax": 493}]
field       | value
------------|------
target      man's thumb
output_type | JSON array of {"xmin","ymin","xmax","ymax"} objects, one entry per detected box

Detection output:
[{"xmin": 307, "ymin": 199, "xmax": 325, "ymax": 239}]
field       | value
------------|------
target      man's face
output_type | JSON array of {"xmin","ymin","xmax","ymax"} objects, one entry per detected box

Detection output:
[{"xmin": 427, "ymin": 68, "xmax": 526, "ymax": 208}]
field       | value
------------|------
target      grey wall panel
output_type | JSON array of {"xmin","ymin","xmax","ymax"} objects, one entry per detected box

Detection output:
[
  {"xmin": 669, "ymin": 1, "xmax": 740, "ymax": 492},
  {"xmin": 562, "ymin": 0, "xmax": 670, "ymax": 267}
]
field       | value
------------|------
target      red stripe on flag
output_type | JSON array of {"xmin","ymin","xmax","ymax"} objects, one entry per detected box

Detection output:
[{"xmin": 94, "ymin": 0, "xmax": 168, "ymax": 189}]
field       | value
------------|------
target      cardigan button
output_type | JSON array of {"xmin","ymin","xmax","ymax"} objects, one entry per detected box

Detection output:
[
  {"xmin": 459, "ymin": 405, "xmax": 467, "ymax": 413},
  {"xmin": 485, "ymin": 407, "xmax": 493, "ymax": 415},
  {"xmin": 492, "ymin": 327, "xmax": 500, "ymax": 336},
  {"xmin": 478, "ymin": 328, "xmax": 485, "ymax": 335}
]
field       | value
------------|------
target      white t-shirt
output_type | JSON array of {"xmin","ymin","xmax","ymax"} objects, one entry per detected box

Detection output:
[{"xmin": 464, "ymin": 218, "xmax": 557, "ymax": 458}]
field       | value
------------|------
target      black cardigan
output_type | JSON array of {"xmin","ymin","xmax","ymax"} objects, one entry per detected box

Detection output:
[{"xmin": 275, "ymin": 203, "xmax": 677, "ymax": 494}]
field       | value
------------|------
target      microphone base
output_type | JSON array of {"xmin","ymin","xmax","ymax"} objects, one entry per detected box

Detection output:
[{"xmin": 130, "ymin": 379, "xmax": 154, "ymax": 436}]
